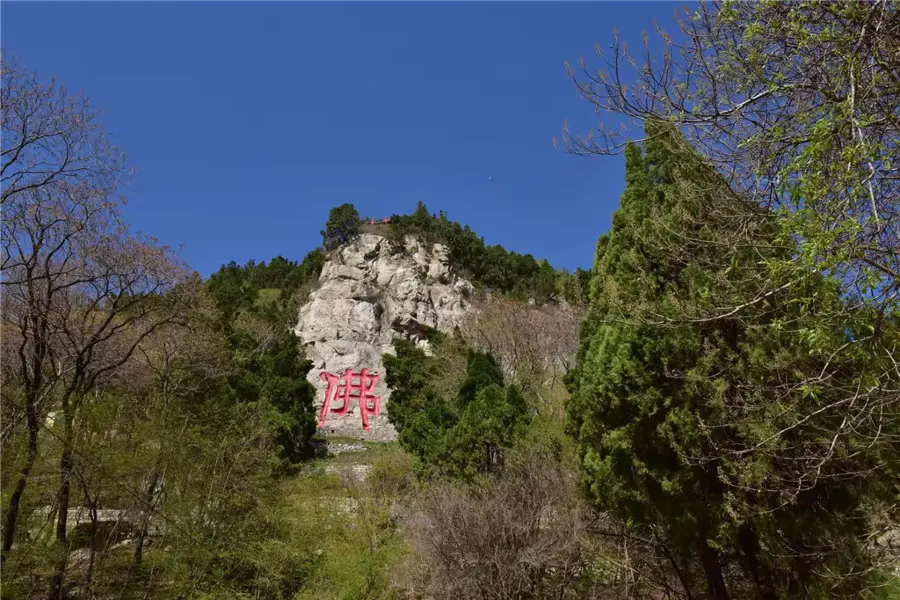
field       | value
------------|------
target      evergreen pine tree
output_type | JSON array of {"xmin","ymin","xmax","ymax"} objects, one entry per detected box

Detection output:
[
  {"xmin": 322, "ymin": 203, "xmax": 361, "ymax": 249},
  {"xmin": 567, "ymin": 122, "xmax": 896, "ymax": 599}
]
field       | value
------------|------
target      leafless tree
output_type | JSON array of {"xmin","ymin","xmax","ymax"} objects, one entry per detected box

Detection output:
[
  {"xmin": 398, "ymin": 452, "xmax": 584, "ymax": 600},
  {"xmin": 460, "ymin": 297, "xmax": 583, "ymax": 415},
  {"xmin": 232, "ymin": 310, "xmax": 281, "ymax": 356},
  {"xmin": 0, "ymin": 52, "xmax": 301, "ymax": 600},
  {"xmin": 397, "ymin": 451, "xmax": 685, "ymax": 600},
  {"xmin": 0, "ymin": 54, "xmax": 178, "ymax": 580},
  {"xmin": 1, "ymin": 180, "xmax": 190, "ymax": 596},
  {"xmin": 1, "ymin": 51, "xmax": 128, "ymax": 209}
]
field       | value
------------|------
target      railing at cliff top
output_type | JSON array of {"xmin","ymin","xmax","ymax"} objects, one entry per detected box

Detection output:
[{"xmin": 358, "ymin": 221, "xmax": 392, "ymax": 235}]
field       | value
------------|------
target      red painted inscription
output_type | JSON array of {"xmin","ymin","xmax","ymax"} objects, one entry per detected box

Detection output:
[{"xmin": 319, "ymin": 368, "xmax": 381, "ymax": 430}]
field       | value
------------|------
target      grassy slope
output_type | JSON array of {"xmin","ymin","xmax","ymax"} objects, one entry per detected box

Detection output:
[{"xmin": 276, "ymin": 440, "xmax": 412, "ymax": 600}]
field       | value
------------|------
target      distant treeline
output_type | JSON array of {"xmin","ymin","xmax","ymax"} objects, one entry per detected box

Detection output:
[{"xmin": 224, "ymin": 202, "xmax": 591, "ymax": 309}]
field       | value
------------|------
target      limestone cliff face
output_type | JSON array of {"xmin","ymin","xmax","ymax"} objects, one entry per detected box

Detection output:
[{"xmin": 293, "ymin": 233, "xmax": 474, "ymax": 441}]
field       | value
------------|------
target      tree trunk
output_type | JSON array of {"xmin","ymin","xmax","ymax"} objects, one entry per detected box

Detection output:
[
  {"xmin": 2, "ymin": 396, "xmax": 40, "ymax": 557},
  {"xmin": 83, "ymin": 486, "xmax": 99, "ymax": 590},
  {"xmin": 695, "ymin": 457, "xmax": 730, "ymax": 600},
  {"xmin": 133, "ymin": 470, "xmax": 161, "ymax": 570},
  {"xmin": 700, "ymin": 541, "xmax": 730, "ymax": 600},
  {"xmin": 48, "ymin": 397, "xmax": 75, "ymax": 600},
  {"xmin": 660, "ymin": 544, "xmax": 696, "ymax": 600},
  {"xmin": 738, "ymin": 524, "xmax": 777, "ymax": 600}
]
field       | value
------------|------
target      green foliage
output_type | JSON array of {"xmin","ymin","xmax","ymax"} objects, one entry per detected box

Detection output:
[
  {"xmin": 456, "ymin": 349, "xmax": 504, "ymax": 406},
  {"xmin": 383, "ymin": 338, "xmax": 531, "ymax": 480},
  {"xmin": 0, "ymin": 349, "xmax": 300, "ymax": 600},
  {"xmin": 321, "ymin": 202, "xmax": 361, "ymax": 250},
  {"xmin": 567, "ymin": 123, "xmax": 896, "ymax": 598},
  {"xmin": 229, "ymin": 335, "xmax": 318, "ymax": 470},
  {"xmin": 275, "ymin": 448, "xmax": 411, "ymax": 600},
  {"xmin": 206, "ymin": 251, "xmax": 324, "ymax": 323},
  {"xmin": 206, "ymin": 252, "xmax": 325, "ymax": 470},
  {"xmin": 387, "ymin": 201, "xmax": 589, "ymax": 305}
]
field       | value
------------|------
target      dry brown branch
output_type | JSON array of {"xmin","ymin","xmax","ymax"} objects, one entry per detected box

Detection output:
[
  {"xmin": 460, "ymin": 297, "xmax": 583, "ymax": 396},
  {"xmin": 1, "ymin": 178, "xmax": 189, "ymax": 599},
  {"xmin": 397, "ymin": 451, "xmax": 685, "ymax": 600}
]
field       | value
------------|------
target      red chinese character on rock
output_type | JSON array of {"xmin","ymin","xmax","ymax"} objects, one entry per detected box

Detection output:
[{"xmin": 319, "ymin": 368, "xmax": 381, "ymax": 430}]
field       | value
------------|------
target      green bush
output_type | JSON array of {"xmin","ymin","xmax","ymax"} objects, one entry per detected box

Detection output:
[{"xmin": 383, "ymin": 337, "xmax": 530, "ymax": 480}]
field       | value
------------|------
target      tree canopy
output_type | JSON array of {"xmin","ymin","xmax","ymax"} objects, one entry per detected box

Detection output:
[
  {"xmin": 322, "ymin": 202, "xmax": 361, "ymax": 249},
  {"xmin": 567, "ymin": 122, "xmax": 898, "ymax": 600},
  {"xmin": 205, "ymin": 251, "xmax": 325, "ymax": 469},
  {"xmin": 383, "ymin": 333, "xmax": 530, "ymax": 480},
  {"xmin": 561, "ymin": 0, "xmax": 899, "ymax": 316}
]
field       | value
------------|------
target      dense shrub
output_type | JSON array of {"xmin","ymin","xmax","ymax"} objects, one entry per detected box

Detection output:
[
  {"xmin": 206, "ymin": 251, "xmax": 325, "ymax": 469},
  {"xmin": 383, "ymin": 335, "xmax": 530, "ymax": 480}
]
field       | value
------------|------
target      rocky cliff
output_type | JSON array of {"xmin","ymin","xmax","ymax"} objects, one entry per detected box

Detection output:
[{"xmin": 293, "ymin": 233, "xmax": 474, "ymax": 441}]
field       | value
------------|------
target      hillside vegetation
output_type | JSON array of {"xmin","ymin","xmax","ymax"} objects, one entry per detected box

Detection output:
[
  {"xmin": 326, "ymin": 200, "xmax": 592, "ymax": 306},
  {"xmin": 2, "ymin": 2, "xmax": 899, "ymax": 599}
]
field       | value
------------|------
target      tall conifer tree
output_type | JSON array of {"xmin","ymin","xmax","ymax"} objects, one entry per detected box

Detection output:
[{"xmin": 567, "ymin": 122, "xmax": 897, "ymax": 599}]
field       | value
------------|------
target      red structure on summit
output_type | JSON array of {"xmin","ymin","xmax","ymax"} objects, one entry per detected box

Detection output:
[{"xmin": 318, "ymin": 368, "xmax": 382, "ymax": 430}]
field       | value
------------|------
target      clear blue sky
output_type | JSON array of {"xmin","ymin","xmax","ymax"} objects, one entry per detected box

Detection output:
[{"xmin": 3, "ymin": 2, "xmax": 683, "ymax": 277}]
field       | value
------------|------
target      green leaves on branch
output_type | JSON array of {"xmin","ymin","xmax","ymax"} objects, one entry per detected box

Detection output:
[{"xmin": 566, "ymin": 0, "xmax": 900, "ymax": 311}]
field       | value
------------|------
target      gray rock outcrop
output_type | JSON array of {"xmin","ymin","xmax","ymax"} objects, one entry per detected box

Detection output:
[{"xmin": 293, "ymin": 233, "xmax": 474, "ymax": 441}]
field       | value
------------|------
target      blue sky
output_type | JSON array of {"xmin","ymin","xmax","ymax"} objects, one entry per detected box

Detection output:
[{"xmin": 2, "ymin": 2, "xmax": 682, "ymax": 276}]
